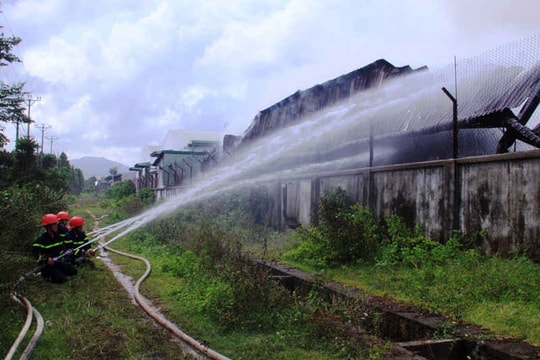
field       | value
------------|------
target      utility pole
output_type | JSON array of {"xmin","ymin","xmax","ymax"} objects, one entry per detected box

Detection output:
[
  {"xmin": 25, "ymin": 94, "xmax": 41, "ymax": 138},
  {"xmin": 46, "ymin": 135, "xmax": 59, "ymax": 154},
  {"xmin": 0, "ymin": 125, "xmax": 4, "ymax": 149},
  {"xmin": 35, "ymin": 123, "xmax": 51, "ymax": 155},
  {"xmin": 15, "ymin": 119, "xmax": 19, "ymax": 143}
]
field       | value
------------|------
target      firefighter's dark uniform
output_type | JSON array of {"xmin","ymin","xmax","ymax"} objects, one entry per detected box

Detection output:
[
  {"xmin": 57, "ymin": 222, "xmax": 73, "ymax": 262},
  {"xmin": 32, "ymin": 230, "xmax": 77, "ymax": 284},
  {"xmin": 67, "ymin": 228, "xmax": 93, "ymax": 266}
]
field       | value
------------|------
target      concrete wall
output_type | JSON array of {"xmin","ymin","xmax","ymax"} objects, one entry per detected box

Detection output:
[
  {"xmin": 278, "ymin": 150, "xmax": 540, "ymax": 260},
  {"xmin": 459, "ymin": 152, "xmax": 540, "ymax": 258}
]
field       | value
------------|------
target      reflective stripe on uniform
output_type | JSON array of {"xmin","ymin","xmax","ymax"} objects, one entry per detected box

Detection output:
[{"xmin": 33, "ymin": 241, "xmax": 65, "ymax": 249}]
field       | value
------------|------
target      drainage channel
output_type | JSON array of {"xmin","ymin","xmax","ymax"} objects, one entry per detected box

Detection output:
[{"xmin": 258, "ymin": 260, "xmax": 540, "ymax": 360}]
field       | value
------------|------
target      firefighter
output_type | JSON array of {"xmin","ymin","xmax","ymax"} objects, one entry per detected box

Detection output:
[
  {"xmin": 57, "ymin": 210, "xmax": 75, "ymax": 263},
  {"xmin": 32, "ymin": 213, "xmax": 77, "ymax": 284},
  {"xmin": 67, "ymin": 216, "xmax": 95, "ymax": 266},
  {"xmin": 57, "ymin": 211, "xmax": 70, "ymax": 239}
]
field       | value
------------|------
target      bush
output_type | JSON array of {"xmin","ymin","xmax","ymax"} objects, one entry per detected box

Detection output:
[
  {"xmin": 285, "ymin": 188, "xmax": 383, "ymax": 267},
  {"xmin": 161, "ymin": 250, "xmax": 199, "ymax": 277},
  {"xmin": 137, "ymin": 188, "xmax": 154, "ymax": 206},
  {"xmin": 206, "ymin": 254, "xmax": 293, "ymax": 332},
  {"xmin": 378, "ymin": 218, "xmax": 474, "ymax": 268},
  {"xmin": 0, "ymin": 183, "xmax": 67, "ymax": 252},
  {"xmin": 105, "ymin": 181, "xmax": 136, "ymax": 200},
  {"xmin": 284, "ymin": 227, "xmax": 330, "ymax": 269}
]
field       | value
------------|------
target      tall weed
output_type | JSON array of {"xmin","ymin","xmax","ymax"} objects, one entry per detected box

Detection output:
[{"xmin": 285, "ymin": 188, "xmax": 383, "ymax": 267}]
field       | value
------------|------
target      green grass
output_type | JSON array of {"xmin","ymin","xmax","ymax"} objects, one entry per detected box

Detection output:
[
  {"xmin": 68, "ymin": 193, "xmax": 107, "ymax": 216},
  {"xmin": 1, "ymin": 261, "xmax": 193, "ymax": 359},
  {"xmin": 282, "ymin": 254, "xmax": 540, "ymax": 346},
  {"xmin": 106, "ymin": 236, "xmax": 395, "ymax": 360},
  {"xmin": 5, "ymin": 192, "xmax": 537, "ymax": 359}
]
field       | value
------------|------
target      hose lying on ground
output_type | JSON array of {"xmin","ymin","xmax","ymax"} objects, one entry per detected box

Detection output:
[
  {"xmin": 6, "ymin": 294, "xmax": 44, "ymax": 360},
  {"xmin": 19, "ymin": 299, "xmax": 44, "ymax": 360},
  {"xmin": 104, "ymin": 245, "xmax": 231, "ymax": 360}
]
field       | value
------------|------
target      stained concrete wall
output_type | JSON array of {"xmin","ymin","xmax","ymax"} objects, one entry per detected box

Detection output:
[
  {"xmin": 459, "ymin": 152, "xmax": 540, "ymax": 258},
  {"xmin": 277, "ymin": 150, "xmax": 540, "ymax": 260}
]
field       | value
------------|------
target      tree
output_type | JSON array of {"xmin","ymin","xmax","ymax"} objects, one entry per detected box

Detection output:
[
  {"xmin": 67, "ymin": 167, "xmax": 85, "ymax": 195},
  {"xmin": 0, "ymin": 149, "xmax": 13, "ymax": 188},
  {"xmin": 84, "ymin": 176, "xmax": 97, "ymax": 193},
  {"xmin": 106, "ymin": 180, "xmax": 135, "ymax": 200},
  {"xmin": 0, "ymin": 31, "xmax": 22, "ymax": 67},
  {"xmin": 0, "ymin": 29, "xmax": 28, "ymax": 147},
  {"xmin": 12, "ymin": 137, "xmax": 40, "ymax": 182},
  {"xmin": 59, "ymin": 152, "xmax": 69, "ymax": 169}
]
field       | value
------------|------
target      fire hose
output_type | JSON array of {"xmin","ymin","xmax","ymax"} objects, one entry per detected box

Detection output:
[
  {"xmin": 3, "ymin": 216, "xmax": 150, "ymax": 359},
  {"xmin": 8, "ymin": 215, "xmax": 229, "ymax": 359},
  {"xmin": 5, "ymin": 294, "xmax": 45, "ymax": 360},
  {"xmin": 104, "ymin": 245, "xmax": 231, "ymax": 360},
  {"xmin": 20, "ymin": 216, "xmax": 141, "ymax": 282}
]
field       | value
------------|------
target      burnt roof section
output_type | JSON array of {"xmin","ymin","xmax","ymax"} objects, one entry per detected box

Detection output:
[
  {"xmin": 242, "ymin": 59, "xmax": 425, "ymax": 142},
  {"xmin": 236, "ymin": 35, "xmax": 540, "ymax": 156}
]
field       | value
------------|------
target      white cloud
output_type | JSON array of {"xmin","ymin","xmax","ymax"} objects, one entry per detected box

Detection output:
[
  {"xmin": 1, "ymin": 0, "xmax": 538, "ymax": 166},
  {"xmin": 24, "ymin": 36, "xmax": 92, "ymax": 84}
]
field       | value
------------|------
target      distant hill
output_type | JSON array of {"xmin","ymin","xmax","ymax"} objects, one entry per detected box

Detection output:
[{"xmin": 71, "ymin": 156, "xmax": 130, "ymax": 179}]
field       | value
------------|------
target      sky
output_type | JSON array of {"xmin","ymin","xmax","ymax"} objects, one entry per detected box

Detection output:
[{"xmin": 0, "ymin": 0, "xmax": 539, "ymax": 167}]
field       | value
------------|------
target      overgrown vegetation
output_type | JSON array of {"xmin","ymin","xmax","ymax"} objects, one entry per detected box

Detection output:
[
  {"xmin": 98, "ymin": 180, "xmax": 155, "ymax": 222},
  {"xmin": 98, "ymin": 186, "xmax": 539, "ymax": 356},
  {"xmin": 282, "ymin": 187, "xmax": 540, "ymax": 346},
  {"xmin": 287, "ymin": 187, "xmax": 382, "ymax": 268},
  {"xmin": 3, "ymin": 167, "xmax": 539, "ymax": 359},
  {"xmin": 110, "ymin": 190, "xmax": 399, "ymax": 359},
  {"xmin": 0, "ymin": 137, "xmax": 96, "ymax": 286}
]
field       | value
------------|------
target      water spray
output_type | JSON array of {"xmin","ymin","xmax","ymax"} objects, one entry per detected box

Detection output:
[{"xmin": 93, "ymin": 218, "xmax": 150, "ymax": 253}]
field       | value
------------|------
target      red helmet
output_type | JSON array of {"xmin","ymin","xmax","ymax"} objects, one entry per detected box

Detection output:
[
  {"xmin": 69, "ymin": 216, "xmax": 85, "ymax": 229},
  {"xmin": 57, "ymin": 211, "xmax": 70, "ymax": 220},
  {"xmin": 40, "ymin": 214, "xmax": 59, "ymax": 226}
]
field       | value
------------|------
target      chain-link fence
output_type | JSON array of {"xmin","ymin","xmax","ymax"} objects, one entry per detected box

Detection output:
[
  {"xmin": 366, "ymin": 33, "xmax": 540, "ymax": 158},
  {"xmin": 261, "ymin": 33, "xmax": 540, "ymax": 175}
]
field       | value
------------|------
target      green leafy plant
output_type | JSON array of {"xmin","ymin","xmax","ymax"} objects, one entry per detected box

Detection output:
[{"xmin": 285, "ymin": 188, "xmax": 383, "ymax": 267}]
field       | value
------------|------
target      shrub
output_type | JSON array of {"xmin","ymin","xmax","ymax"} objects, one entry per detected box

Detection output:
[
  {"xmin": 137, "ymin": 188, "xmax": 155, "ymax": 206},
  {"xmin": 105, "ymin": 181, "xmax": 136, "ymax": 201},
  {"xmin": 284, "ymin": 227, "xmax": 330, "ymax": 269},
  {"xmin": 161, "ymin": 250, "xmax": 199, "ymax": 278},
  {"xmin": 286, "ymin": 188, "xmax": 383, "ymax": 267},
  {"xmin": 0, "ymin": 183, "xmax": 67, "ymax": 252}
]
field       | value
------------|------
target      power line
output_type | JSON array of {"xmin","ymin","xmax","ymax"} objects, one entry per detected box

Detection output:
[
  {"xmin": 46, "ymin": 135, "xmax": 59, "ymax": 154},
  {"xmin": 25, "ymin": 94, "xmax": 41, "ymax": 137},
  {"xmin": 35, "ymin": 123, "xmax": 51, "ymax": 155}
]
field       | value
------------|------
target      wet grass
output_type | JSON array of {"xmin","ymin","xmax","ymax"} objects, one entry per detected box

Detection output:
[
  {"xmin": 284, "ymin": 254, "xmax": 540, "ymax": 347},
  {"xmin": 1, "ymin": 261, "xmax": 193, "ymax": 360},
  {"xmin": 102, "ymin": 210, "xmax": 540, "ymax": 356},
  {"xmin": 5, "ymin": 192, "xmax": 537, "ymax": 358},
  {"xmin": 107, "ymin": 236, "xmax": 397, "ymax": 360}
]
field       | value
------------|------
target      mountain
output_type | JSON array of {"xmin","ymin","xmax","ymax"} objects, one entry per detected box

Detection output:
[{"xmin": 71, "ymin": 156, "xmax": 131, "ymax": 179}]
